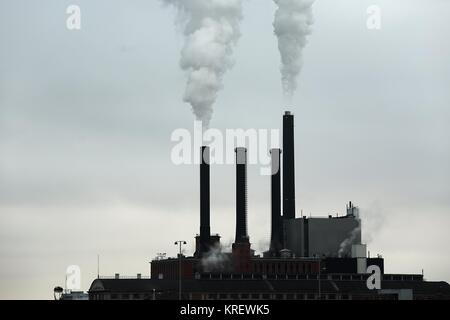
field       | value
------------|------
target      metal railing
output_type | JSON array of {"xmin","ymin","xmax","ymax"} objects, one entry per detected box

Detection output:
[{"xmin": 98, "ymin": 276, "xmax": 151, "ymax": 280}]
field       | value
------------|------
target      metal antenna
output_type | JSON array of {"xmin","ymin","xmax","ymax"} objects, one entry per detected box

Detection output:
[
  {"xmin": 97, "ymin": 254, "xmax": 100, "ymax": 279},
  {"xmin": 174, "ymin": 241, "xmax": 187, "ymax": 300}
]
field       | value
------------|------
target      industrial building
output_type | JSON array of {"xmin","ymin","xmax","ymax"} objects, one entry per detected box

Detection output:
[
  {"xmin": 88, "ymin": 111, "xmax": 450, "ymax": 300},
  {"xmin": 89, "ymin": 275, "xmax": 450, "ymax": 300},
  {"xmin": 283, "ymin": 206, "xmax": 361, "ymax": 259}
]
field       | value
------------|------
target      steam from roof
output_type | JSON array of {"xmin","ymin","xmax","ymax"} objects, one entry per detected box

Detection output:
[
  {"xmin": 273, "ymin": 0, "xmax": 314, "ymax": 99},
  {"xmin": 338, "ymin": 224, "xmax": 361, "ymax": 258},
  {"xmin": 338, "ymin": 207, "xmax": 361, "ymax": 257},
  {"xmin": 162, "ymin": 0, "xmax": 243, "ymax": 127},
  {"xmin": 201, "ymin": 244, "xmax": 230, "ymax": 272}
]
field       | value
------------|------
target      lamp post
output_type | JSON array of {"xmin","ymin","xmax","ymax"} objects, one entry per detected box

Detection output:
[
  {"xmin": 318, "ymin": 259, "xmax": 321, "ymax": 300},
  {"xmin": 174, "ymin": 240, "xmax": 187, "ymax": 300},
  {"xmin": 53, "ymin": 286, "xmax": 63, "ymax": 300},
  {"xmin": 318, "ymin": 259, "xmax": 326, "ymax": 300}
]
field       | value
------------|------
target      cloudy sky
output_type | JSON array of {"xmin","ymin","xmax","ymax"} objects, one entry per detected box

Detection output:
[{"xmin": 0, "ymin": 0, "xmax": 449, "ymax": 299}]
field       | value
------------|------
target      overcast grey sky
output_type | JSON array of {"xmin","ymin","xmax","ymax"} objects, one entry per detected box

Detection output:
[{"xmin": 0, "ymin": 0, "xmax": 449, "ymax": 299}]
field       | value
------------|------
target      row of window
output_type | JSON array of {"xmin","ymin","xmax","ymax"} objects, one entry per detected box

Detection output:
[
  {"xmin": 91, "ymin": 292, "xmax": 413, "ymax": 300},
  {"xmin": 91, "ymin": 293, "xmax": 151, "ymax": 300},
  {"xmin": 203, "ymin": 293, "xmax": 346, "ymax": 300},
  {"xmin": 252, "ymin": 262, "xmax": 315, "ymax": 274},
  {"xmin": 91, "ymin": 292, "xmax": 348, "ymax": 300}
]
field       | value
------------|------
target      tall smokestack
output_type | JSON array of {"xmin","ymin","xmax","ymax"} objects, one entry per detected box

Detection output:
[
  {"xmin": 235, "ymin": 147, "xmax": 249, "ymax": 244},
  {"xmin": 270, "ymin": 148, "xmax": 282, "ymax": 255},
  {"xmin": 283, "ymin": 111, "xmax": 296, "ymax": 220},
  {"xmin": 200, "ymin": 146, "xmax": 211, "ymax": 255}
]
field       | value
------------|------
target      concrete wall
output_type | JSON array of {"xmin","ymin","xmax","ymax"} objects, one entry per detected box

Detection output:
[
  {"xmin": 285, "ymin": 216, "xmax": 361, "ymax": 258},
  {"xmin": 284, "ymin": 218, "xmax": 305, "ymax": 257}
]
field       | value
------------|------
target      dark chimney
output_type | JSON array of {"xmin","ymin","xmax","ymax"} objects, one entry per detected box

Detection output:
[
  {"xmin": 235, "ymin": 147, "xmax": 249, "ymax": 244},
  {"xmin": 283, "ymin": 111, "xmax": 296, "ymax": 220},
  {"xmin": 269, "ymin": 148, "xmax": 282, "ymax": 255},
  {"xmin": 200, "ymin": 146, "xmax": 211, "ymax": 255}
]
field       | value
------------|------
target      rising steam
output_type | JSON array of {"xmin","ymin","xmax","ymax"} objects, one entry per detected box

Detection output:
[
  {"xmin": 338, "ymin": 225, "xmax": 361, "ymax": 258},
  {"xmin": 201, "ymin": 244, "xmax": 230, "ymax": 273},
  {"xmin": 273, "ymin": 0, "xmax": 314, "ymax": 99},
  {"xmin": 359, "ymin": 202, "xmax": 386, "ymax": 245},
  {"xmin": 162, "ymin": 0, "xmax": 243, "ymax": 127},
  {"xmin": 338, "ymin": 205, "xmax": 361, "ymax": 257}
]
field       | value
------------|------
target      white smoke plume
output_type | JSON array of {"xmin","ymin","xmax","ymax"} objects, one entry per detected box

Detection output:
[
  {"xmin": 201, "ymin": 244, "xmax": 230, "ymax": 272},
  {"xmin": 359, "ymin": 201, "xmax": 386, "ymax": 245},
  {"xmin": 338, "ymin": 225, "xmax": 361, "ymax": 258},
  {"xmin": 338, "ymin": 206, "xmax": 361, "ymax": 257},
  {"xmin": 273, "ymin": 0, "xmax": 314, "ymax": 99},
  {"xmin": 337, "ymin": 202, "xmax": 386, "ymax": 257},
  {"xmin": 162, "ymin": 0, "xmax": 243, "ymax": 127},
  {"xmin": 256, "ymin": 238, "xmax": 270, "ymax": 255}
]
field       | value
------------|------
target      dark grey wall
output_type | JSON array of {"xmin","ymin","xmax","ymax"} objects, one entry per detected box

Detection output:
[
  {"xmin": 285, "ymin": 216, "xmax": 361, "ymax": 258},
  {"xmin": 285, "ymin": 218, "xmax": 305, "ymax": 257}
]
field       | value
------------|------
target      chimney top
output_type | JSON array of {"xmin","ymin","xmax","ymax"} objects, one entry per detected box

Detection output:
[
  {"xmin": 269, "ymin": 148, "xmax": 282, "ymax": 154},
  {"xmin": 235, "ymin": 147, "xmax": 247, "ymax": 165}
]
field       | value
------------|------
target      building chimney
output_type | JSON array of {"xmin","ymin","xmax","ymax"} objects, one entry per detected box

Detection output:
[
  {"xmin": 200, "ymin": 146, "xmax": 211, "ymax": 255},
  {"xmin": 283, "ymin": 111, "xmax": 296, "ymax": 220},
  {"xmin": 235, "ymin": 147, "xmax": 249, "ymax": 244},
  {"xmin": 270, "ymin": 148, "xmax": 282, "ymax": 255}
]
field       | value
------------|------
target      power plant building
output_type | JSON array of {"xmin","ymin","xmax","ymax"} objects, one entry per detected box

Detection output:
[
  {"xmin": 88, "ymin": 111, "xmax": 450, "ymax": 300},
  {"xmin": 284, "ymin": 211, "xmax": 361, "ymax": 258}
]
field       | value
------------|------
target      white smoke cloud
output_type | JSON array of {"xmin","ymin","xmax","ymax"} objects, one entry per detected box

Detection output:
[
  {"xmin": 256, "ymin": 238, "xmax": 270, "ymax": 254},
  {"xmin": 201, "ymin": 244, "xmax": 230, "ymax": 272},
  {"xmin": 162, "ymin": 0, "xmax": 243, "ymax": 127},
  {"xmin": 337, "ymin": 202, "xmax": 386, "ymax": 257},
  {"xmin": 338, "ymin": 207, "xmax": 361, "ymax": 257},
  {"xmin": 273, "ymin": 0, "xmax": 314, "ymax": 99},
  {"xmin": 359, "ymin": 201, "xmax": 386, "ymax": 245},
  {"xmin": 338, "ymin": 225, "xmax": 361, "ymax": 258}
]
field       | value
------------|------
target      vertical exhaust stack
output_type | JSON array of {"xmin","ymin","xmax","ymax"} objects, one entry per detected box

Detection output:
[
  {"xmin": 199, "ymin": 146, "xmax": 211, "ymax": 256},
  {"xmin": 232, "ymin": 147, "xmax": 251, "ymax": 273},
  {"xmin": 283, "ymin": 111, "xmax": 296, "ymax": 220},
  {"xmin": 234, "ymin": 147, "xmax": 249, "ymax": 244},
  {"xmin": 269, "ymin": 148, "xmax": 282, "ymax": 256}
]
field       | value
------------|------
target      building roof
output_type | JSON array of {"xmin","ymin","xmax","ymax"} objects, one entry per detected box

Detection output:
[{"xmin": 89, "ymin": 278, "xmax": 450, "ymax": 297}]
